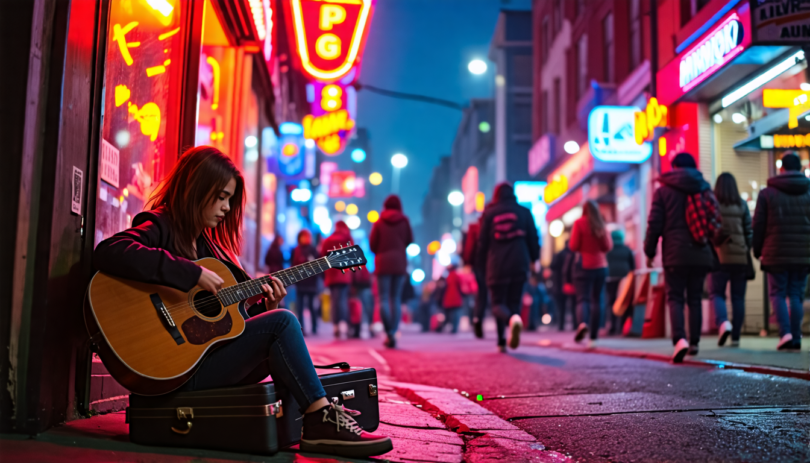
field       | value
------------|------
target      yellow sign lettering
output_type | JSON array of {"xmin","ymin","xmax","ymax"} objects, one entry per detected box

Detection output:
[
  {"xmin": 112, "ymin": 22, "xmax": 140, "ymax": 66},
  {"xmin": 774, "ymin": 133, "xmax": 810, "ymax": 149},
  {"xmin": 315, "ymin": 34, "xmax": 341, "ymax": 60},
  {"xmin": 543, "ymin": 175, "xmax": 568, "ymax": 204},
  {"xmin": 319, "ymin": 5, "xmax": 346, "ymax": 30},
  {"xmin": 634, "ymin": 98, "xmax": 668, "ymax": 145},
  {"xmin": 321, "ymin": 85, "xmax": 343, "ymax": 111},
  {"xmin": 763, "ymin": 89, "xmax": 810, "ymax": 129}
]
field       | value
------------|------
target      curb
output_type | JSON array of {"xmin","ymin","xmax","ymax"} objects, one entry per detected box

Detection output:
[
  {"xmin": 544, "ymin": 342, "xmax": 810, "ymax": 381},
  {"xmin": 387, "ymin": 381, "xmax": 571, "ymax": 463}
]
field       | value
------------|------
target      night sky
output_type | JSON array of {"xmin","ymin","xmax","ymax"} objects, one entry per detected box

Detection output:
[{"xmin": 355, "ymin": 0, "xmax": 531, "ymax": 224}]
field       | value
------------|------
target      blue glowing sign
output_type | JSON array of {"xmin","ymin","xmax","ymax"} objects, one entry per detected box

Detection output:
[
  {"xmin": 588, "ymin": 106, "xmax": 652, "ymax": 163},
  {"xmin": 279, "ymin": 122, "xmax": 304, "ymax": 135}
]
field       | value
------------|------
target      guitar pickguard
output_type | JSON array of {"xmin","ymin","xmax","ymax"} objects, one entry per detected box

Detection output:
[{"xmin": 181, "ymin": 311, "xmax": 233, "ymax": 345}]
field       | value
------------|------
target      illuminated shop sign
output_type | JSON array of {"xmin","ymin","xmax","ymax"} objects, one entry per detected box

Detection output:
[
  {"xmin": 588, "ymin": 106, "xmax": 652, "ymax": 163},
  {"xmin": 303, "ymin": 80, "xmax": 356, "ymax": 155},
  {"xmin": 544, "ymin": 175, "xmax": 568, "ymax": 204},
  {"xmin": 634, "ymin": 98, "xmax": 668, "ymax": 145},
  {"xmin": 328, "ymin": 171, "xmax": 358, "ymax": 197},
  {"xmin": 763, "ymin": 89, "xmax": 810, "ymax": 129},
  {"xmin": 272, "ymin": 123, "xmax": 305, "ymax": 177},
  {"xmin": 679, "ymin": 15, "xmax": 744, "ymax": 91},
  {"xmin": 290, "ymin": 0, "xmax": 375, "ymax": 81},
  {"xmin": 761, "ymin": 134, "xmax": 810, "ymax": 149}
]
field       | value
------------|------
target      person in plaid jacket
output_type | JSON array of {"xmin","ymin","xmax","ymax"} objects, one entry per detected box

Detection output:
[{"xmin": 644, "ymin": 153, "xmax": 717, "ymax": 363}]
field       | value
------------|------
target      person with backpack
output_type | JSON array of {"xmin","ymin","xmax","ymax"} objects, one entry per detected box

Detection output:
[
  {"xmin": 753, "ymin": 152, "xmax": 810, "ymax": 351},
  {"xmin": 644, "ymin": 152, "xmax": 720, "ymax": 362},
  {"xmin": 570, "ymin": 200, "xmax": 612, "ymax": 346},
  {"xmin": 711, "ymin": 173, "xmax": 753, "ymax": 348},
  {"xmin": 476, "ymin": 183, "xmax": 540, "ymax": 352}
]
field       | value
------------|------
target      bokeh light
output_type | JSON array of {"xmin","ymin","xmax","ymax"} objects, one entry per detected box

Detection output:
[
  {"xmin": 369, "ymin": 172, "xmax": 383, "ymax": 185},
  {"xmin": 335, "ymin": 201, "xmax": 346, "ymax": 212},
  {"xmin": 346, "ymin": 203, "xmax": 358, "ymax": 215},
  {"xmin": 367, "ymin": 210, "xmax": 379, "ymax": 223}
]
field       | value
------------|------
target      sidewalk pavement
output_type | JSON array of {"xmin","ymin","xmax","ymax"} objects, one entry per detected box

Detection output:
[{"xmin": 533, "ymin": 329, "xmax": 809, "ymax": 379}]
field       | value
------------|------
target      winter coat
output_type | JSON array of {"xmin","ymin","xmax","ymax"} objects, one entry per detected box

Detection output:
[
  {"xmin": 476, "ymin": 193, "xmax": 540, "ymax": 286},
  {"xmin": 462, "ymin": 221, "xmax": 481, "ymax": 269},
  {"xmin": 370, "ymin": 209, "xmax": 413, "ymax": 275},
  {"xmin": 714, "ymin": 200, "xmax": 752, "ymax": 265},
  {"xmin": 569, "ymin": 216, "xmax": 612, "ymax": 270},
  {"xmin": 607, "ymin": 243, "xmax": 636, "ymax": 279},
  {"xmin": 291, "ymin": 244, "xmax": 319, "ymax": 292},
  {"xmin": 93, "ymin": 206, "xmax": 263, "ymax": 316},
  {"xmin": 442, "ymin": 269, "xmax": 463, "ymax": 309},
  {"xmin": 549, "ymin": 247, "xmax": 572, "ymax": 295},
  {"xmin": 321, "ymin": 230, "xmax": 354, "ymax": 286},
  {"xmin": 644, "ymin": 168, "xmax": 715, "ymax": 268},
  {"xmin": 752, "ymin": 172, "xmax": 810, "ymax": 271},
  {"xmin": 264, "ymin": 241, "xmax": 285, "ymax": 274}
]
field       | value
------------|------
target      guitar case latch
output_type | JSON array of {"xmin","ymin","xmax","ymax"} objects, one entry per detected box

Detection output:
[{"xmin": 172, "ymin": 407, "xmax": 194, "ymax": 435}]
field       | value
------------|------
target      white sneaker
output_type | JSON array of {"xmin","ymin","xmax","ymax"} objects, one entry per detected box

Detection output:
[
  {"xmin": 586, "ymin": 339, "xmax": 596, "ymax": 349},
  {"xmin": 729, "ymin": 340, "xmax": 740, "ymax": 348},
  {"xmin": 574, "ymin": 323, "xmax": 589, "ymax": 343},
  {"xmin": 508, "ymin": 315, "xmax": 523, "ymax": 350},
  {"xmin": 718, "ymin": 321, "xmax": 732, "ymax": 346},
  {"xmin": 672, "ymin": 338, "xmax": 689, "ymax": 363},
  {"xmin": 777, "ymin": 333, "xmax": 794, "ymax": 350}
]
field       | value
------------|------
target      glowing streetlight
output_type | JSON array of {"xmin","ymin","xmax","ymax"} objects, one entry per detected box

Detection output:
[
  {"xmin": 391, "ymin": 153, "xmax": 408, "ymax": 168},
  {"xmin": 406, "ymin": 243, "xmax": 420, "ymax": 257},
  {"xmin": 448, "ymin": 191, "xmax": 465, "ymax": 207},
  {"xmin": 468, "ymin": 59, "xmax": 488, "ymax": 75},
  {"xmin": 563, "ymin": 141, "xmax": 580, "ymax": 154}
]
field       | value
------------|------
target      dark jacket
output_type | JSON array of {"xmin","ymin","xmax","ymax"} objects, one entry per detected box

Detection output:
[
  {"xmin": 714, "ymin": 200, "xmax": 752, "ymax": 265},
  {"xmin": 752, "ymin": 172, "xmax": 810, "ymax": 271},
  {"xmin": 93, "ymin": 207, "xmax": 261, "ymax": 316},
  {"xmin": 321, "ymin": 226, "xmax": 355, "ymax": 286},
  {"xmin": 607, "ymin": 243, "xmax": 636, "ymax": 279},
  {"xmin": 644, "ymin": 168, "xmax": 715, "ymax": 268},
  {"xmin": 476, "ymin": 193, "xmax": 540, "ymax": 285},
  {"xmin": 291, "ymin": 244, "xmax": 319, "ymax": 292},
  {"xmin": 462, "ymin": 221, "xmax": 481, "ymax": 269},
  {"xmin": 549, "ymin": 247, "xmax": 572, "ymax": 295},
  {"xmin": 369, "ymin": 209, "xmax": 413, "ymax": 275},
  {"xmin": 264, "ymin": 240, "xmax": 285, "ymax": 274}
]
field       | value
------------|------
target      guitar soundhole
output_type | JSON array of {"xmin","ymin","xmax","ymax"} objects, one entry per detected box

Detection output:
[{"xmin": 193, "ymin": 291, "xmax": 223, "ymax": 318}]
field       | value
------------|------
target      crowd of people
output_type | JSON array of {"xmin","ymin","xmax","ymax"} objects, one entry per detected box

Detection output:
[{"xmin": 267, "ymin": 151, "xmax": 808, "ymax": 359}]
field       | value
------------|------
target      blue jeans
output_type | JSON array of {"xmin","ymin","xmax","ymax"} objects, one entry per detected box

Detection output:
[
  {"xmin": 574, "ymin": 268, "xmax": 608, "ymax": 340},
  {"xmin": 329, "ymin": 284, "xmax": 350, "ymax": 324},
  {"xmin": 665, "ymin": 267, "xmax": 708, "ymax": 346},
  {"xmin": 378, "ymin": 274, "xmax": 405, "ymax": 338},
  {"xmin": 438, "ymin": 308, "xmax": 462, "ymax": 333},
  {"xmin": 180, "ymin": 309, "xmax": 326, "ymax": 413},
  {"xmin": 357, "ymin": 286, "xmax": 373, "ymax": 325},
  {"xmin": 295, "ymin": 290, "xmax": 318, "ymax": 334},
  {"xmin": 768, "ymin": 270, "xmax": 808, "ymax": 340},
  {"xmin": 710, "ymin": 266, "xmax": 747, "ymax": 341}
]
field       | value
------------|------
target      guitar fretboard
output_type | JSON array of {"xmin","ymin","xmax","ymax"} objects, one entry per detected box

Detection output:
[{"xmin": 217, "ymin": 257, "xmax": 331, "ymax": 307}]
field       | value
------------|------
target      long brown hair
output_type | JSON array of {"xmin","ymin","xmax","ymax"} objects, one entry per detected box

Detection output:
[
  {"xmin": 583, "ymin": 200, "xmax": 606, "ymax": 238},
  {"xmin": 147, "ymin": 146, "xmax": 244, "ymax": 259},
  {"xmin": 714, "ymin": 172, "xmax": 741, "ymax": 206}
]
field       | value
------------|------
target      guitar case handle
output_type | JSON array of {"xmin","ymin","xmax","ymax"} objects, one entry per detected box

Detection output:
[{"xmin": 313, "ymin": 362, "xmax": 351, "ymax": 370}]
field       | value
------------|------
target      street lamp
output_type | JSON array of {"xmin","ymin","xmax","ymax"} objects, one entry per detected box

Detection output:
[
  {"xmin": 447, "ymin": 191, "xmax": 464, "ymax": 206},
  {"xmin": 468, "ymin": 59, "xmax": 487, "ymax": 75},
  {"xmin": 391, "ymin": 153, "xmax": 408, "ymax": 194}
]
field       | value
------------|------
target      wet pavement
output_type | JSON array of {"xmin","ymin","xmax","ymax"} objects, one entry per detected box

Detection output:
[{"xmin": 308, "ymin": 324, "xmax": 810, "ymax": 463}]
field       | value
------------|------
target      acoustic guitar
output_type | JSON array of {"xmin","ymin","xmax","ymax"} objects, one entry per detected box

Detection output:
[{"xmin": 84, "ymin": 244, "xmax": 366, "ymax": 396}]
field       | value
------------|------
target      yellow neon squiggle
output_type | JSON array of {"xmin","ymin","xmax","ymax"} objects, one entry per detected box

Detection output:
[
  {"xmin": 291, "ymin": 0, "xmax": 372, "ymax": 81},
  {"xmin": 206, "ymin": 56, "xmax": 220, "ymax": 110},
  {"xmin": 158, "ymin": 27, "xmax": 180, "ymax": 40}
]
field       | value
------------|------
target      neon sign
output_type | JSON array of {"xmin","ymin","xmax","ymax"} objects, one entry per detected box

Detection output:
[
  {"xmin": 763, "ymin": 89, "xmax": 810, "ymax": 129},
  {"xmin": 544, "ymin": 175, "xmax": 568, "ymax": 204},
  {"xmin": 634, "ymin": 98, "xmax": 668, "ymax": 145},
  {"xmin": 302, "ymin": 109, "xmax": 355, "ymax": 155},
  {"xmin": 290, "ymin": 0, "xmax": 374, "ymax": 81},
  {"xmin": 679, "ymin": 15, "xmax": 744, "ymax": 91},
  {"xmin": 588, "ymin": 106, "xmax": 652, "ymax": 163}
]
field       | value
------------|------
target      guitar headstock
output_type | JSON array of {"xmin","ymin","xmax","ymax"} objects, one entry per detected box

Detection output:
[{"xmin": 326, "ymin": 244, "xmax": 367, "ymax": 270}]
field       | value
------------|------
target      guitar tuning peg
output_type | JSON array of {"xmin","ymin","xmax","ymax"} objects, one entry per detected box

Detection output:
[
  {"xmin": 341, "ymin": 269, "xmax": 345, "ymax": 274},
  {"xmin": 351, "ymin": 267, "xmax": 356, "ymax": 272}
]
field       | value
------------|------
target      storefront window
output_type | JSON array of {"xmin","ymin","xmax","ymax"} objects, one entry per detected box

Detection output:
[
  {"xmin": 241, "ymin": 90, "xmax": 260, "ymax": 275},
  {"xmin": 95, "ymin": 0, "xmax": 186, "ymax": 246}
]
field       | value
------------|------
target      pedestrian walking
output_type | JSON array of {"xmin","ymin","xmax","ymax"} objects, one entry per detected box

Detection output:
[
  {"xmin": 437, "ymin": 264, "xmax": 464, "ymax": 333},
  {"xmin": 321, "ymin": 220, "xmax": 354, "ymax": 339},
  {"xmin": 570, "ymin": 200, "xmax": 612, "ymax": 346},
  {"xmin": 264, "ymin": 234, "xmax": 284, "ymax": 274},
  {"xmin": 353, "ymin": 265, "xmax": 374, "ymax": 337},
  {"xmin": 644, "ymin": 152, "xmax": 720, "ymax": 362},
  {"xmin": 753, "ymin": 152, "xmax": 810, "ymax": 351},
  {"xmin": 370, "ymin": 195, "xmax": 413, "ymax": 349},
  {"xmin": 711, "ymin": 173, "xmax": 752, "ymax": 348},
  {"xmin": 606, "ymin": 230, "xmax": 635, "ymax": 335},
  {"xmin": 477, "ymin": 182, "xmax": 541, "ymax": 352},
  {"xmin": 550, "ymin": 242, "xmax": 577, "ymax": 330},
  {"xmin": 291, "ymin": 229, "xmax": 319, "ymax": 336},
  {"xmin": 463, "ymin": 216, "xmax": 488, "ymax": 338}
]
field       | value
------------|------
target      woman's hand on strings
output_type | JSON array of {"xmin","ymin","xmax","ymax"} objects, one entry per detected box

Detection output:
[
  {"xmin": 198, "ymin": 267, "xmax": 224, "ymax": 294},
  {"xmin": 263, "ymin": 277, "xmax": 287, "ymax": 311}
]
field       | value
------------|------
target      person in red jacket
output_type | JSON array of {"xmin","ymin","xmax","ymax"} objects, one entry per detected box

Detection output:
[
  {"xmin": 437, "ymin": 264, "xmax": 464, "ymax": 333},
  {"xmin": 569, "ymin": 200, "xmax": 612, "ymax": 346},
  {"xmin": 321, "ymin": 220, "xmax": 354, "ymax": 339},
  {"xmin": 370, "ymin": 195, "xmax": 413, "ymax": 348}
]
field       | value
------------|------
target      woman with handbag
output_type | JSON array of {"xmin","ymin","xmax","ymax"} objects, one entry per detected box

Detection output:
[{"xmin": 711, "ymin": 173, "xmax": 753, "ymax": 347}]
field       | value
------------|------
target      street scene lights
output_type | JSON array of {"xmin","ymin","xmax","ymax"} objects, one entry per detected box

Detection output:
[
  {"xmin": 447, "ymin": 190, "xmax": 464, "ymax": 206},
  {"xmin": 391, "ymin": 153, "xmax": 408, "ymax": 193},
  {"xmin": 468, "ymin": 59, "xmax": 487, "ymax": 75}
]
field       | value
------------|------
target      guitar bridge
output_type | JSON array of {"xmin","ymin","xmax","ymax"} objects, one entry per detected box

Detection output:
[{"xmin": 150, "ymin": 293, "xmax": 185, "ymax": 345}]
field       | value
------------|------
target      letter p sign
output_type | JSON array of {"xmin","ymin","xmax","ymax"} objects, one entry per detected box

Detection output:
[{"xmin": 320, "ymin": 5, "xmax": 346, "ymax": 30}]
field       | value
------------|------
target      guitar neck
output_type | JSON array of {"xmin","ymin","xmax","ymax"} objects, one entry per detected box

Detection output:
[{"xmin": 217, "ymin": 257, "xmax": 331, "ymax": 307}]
